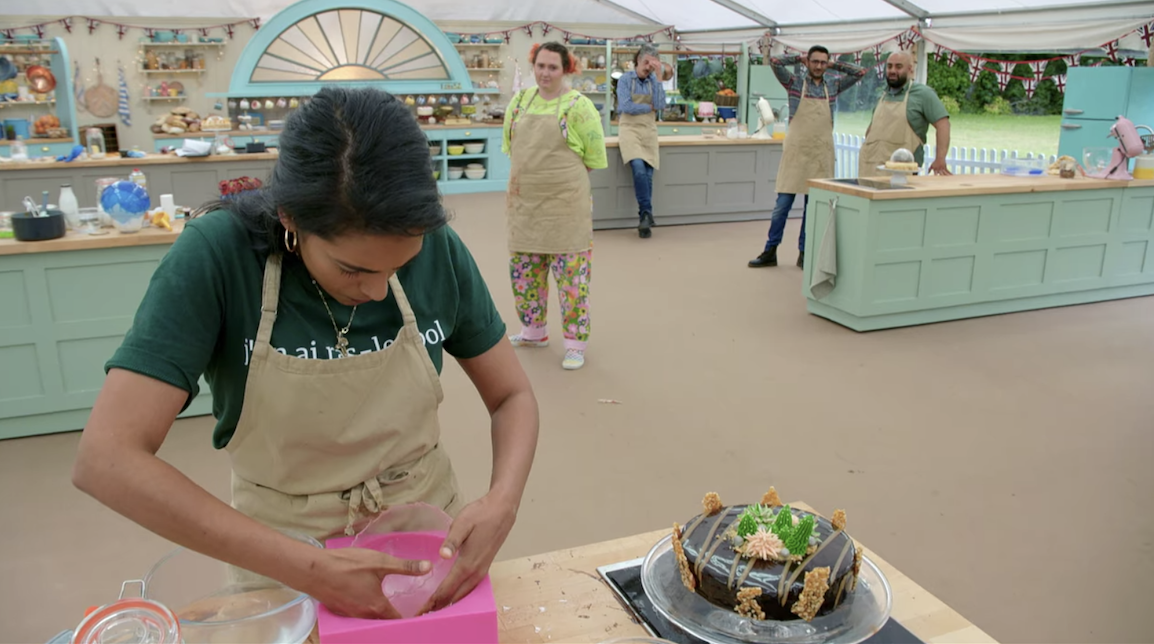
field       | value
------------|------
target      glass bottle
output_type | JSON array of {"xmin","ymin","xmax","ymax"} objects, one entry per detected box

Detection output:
[{"xmin": 59, "ymin": 184, "xmax": 79, "ymax": 228}]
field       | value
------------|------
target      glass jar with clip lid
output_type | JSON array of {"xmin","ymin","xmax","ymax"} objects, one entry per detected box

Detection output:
[{"xmin": 70, "ymin": 580, "xmax": 183, "ymax": 644}]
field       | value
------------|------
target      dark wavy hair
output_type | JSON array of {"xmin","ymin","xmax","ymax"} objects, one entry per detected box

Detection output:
[{"xmin": 197, "ymin": 86, "xmax": 447, "ymax": 252}]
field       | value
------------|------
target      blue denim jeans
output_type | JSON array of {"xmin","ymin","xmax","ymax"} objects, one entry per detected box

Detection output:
[
  {"xmin": 629, "ymin": 159, "xmax": 654, "ymax": 217},
  {"xmin": 764, "ymin": 192, "xmax": 808, "ymax": 251}
]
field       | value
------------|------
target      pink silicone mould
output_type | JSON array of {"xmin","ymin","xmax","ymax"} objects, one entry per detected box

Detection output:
[{"xmin": 318, "ymin": 513, "xmax": 498, "ymax": 643}]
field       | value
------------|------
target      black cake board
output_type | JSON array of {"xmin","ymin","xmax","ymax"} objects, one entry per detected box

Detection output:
[{"xmin": 597, "ymin": 558, "xmax": 923, "ymax": 644}]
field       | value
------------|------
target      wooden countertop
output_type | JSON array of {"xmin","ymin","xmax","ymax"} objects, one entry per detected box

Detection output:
[
  {"xmin": 152, "ymin": 129, "xmax": 281, "ymax": 140},
  {"xmin": 810, "ymin": 173, "xmax": 1154, "ymax": 200},
  {"xmin": 606, "ymin": 135, "xmax": 783, "ymax": 148},
  {"xmin": 0, "ymin": 137, "xmax": 74, "ymax": 147},
  {"xmin": 0, "ymin": 219, "xmax": 186, "ymax": 256},
  {"xmin": 609, "ymin": 120, "xmax": 714, "ymax": 127},
  {"xmin": 150, "ymin": 123, "xmax": 504, "ymax": 139},
  {"xmin": 490, "ymin": 501, "xmax": 997, "ymax": 643},
  {"xmin": 0, "ymin": 151, "xmax": 279, "ymax": 172}
]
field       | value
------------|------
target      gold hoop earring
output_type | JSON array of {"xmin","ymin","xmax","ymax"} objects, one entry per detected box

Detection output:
[{"xmin": 284, "ymin": 229, "xmax": 298, "ymax": 253}]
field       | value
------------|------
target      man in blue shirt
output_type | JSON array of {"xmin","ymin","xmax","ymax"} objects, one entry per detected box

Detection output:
[
  {"xmin": 749, "ymin": 45, "xmax": 863, "ymax": 268},
  {"xmin": 616, "ymin": 45, "xmax": 667, "ymax": 239}
]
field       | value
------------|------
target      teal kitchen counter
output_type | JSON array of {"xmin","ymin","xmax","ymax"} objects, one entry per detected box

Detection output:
[
  {"xmin": 802, "ymin": 173, "xmax": 1154, "ymax": 331},
  {"xmin": 0, "ymin": 221, "xmax": 212, "ymax": 440}
]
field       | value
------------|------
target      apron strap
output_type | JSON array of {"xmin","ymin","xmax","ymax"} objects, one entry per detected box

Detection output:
[
  {"xmin": 253, "ymin": 255, "xmax": 283, "ymax": 353},
  {"xmin": 388, "ymin": 274, "xmax": 420, "ymax": 329},
  {"xmin": 509, "ymin": 88, "xmax": 539, "ymax": 141}
]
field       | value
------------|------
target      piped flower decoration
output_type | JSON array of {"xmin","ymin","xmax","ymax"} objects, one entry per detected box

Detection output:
[{"xmin": 743, "ymin": 528, "xmax": 785, "ymax": 561}]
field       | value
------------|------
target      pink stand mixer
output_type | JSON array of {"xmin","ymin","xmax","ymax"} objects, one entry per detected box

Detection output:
[{"xmin": 1085, "ymin": 115, "xmax": 1154, "ymax": 180}]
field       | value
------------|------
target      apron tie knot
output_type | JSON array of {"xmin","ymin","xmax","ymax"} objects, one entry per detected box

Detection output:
[{"xmin": 343, "ymin": 477, "xmax": 389, "ymax": 536}]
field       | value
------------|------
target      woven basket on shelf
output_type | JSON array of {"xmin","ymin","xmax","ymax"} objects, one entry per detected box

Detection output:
[{"xmin": 714, "ymin": 93, "xmax": 739, "ymax": 107}]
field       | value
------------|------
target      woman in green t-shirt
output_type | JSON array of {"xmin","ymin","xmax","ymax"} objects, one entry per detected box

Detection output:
[
  {"xmin": 72, "ymin": 86, "xmax": 540, "ymax": 620},
  {"xmin": 502, "ymin": 42, "xmax": 607, "ymax": 371}
]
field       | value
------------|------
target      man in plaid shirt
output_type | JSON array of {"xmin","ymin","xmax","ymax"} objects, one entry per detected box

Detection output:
[{"xmin": 749, "ymin": 45, "xmax": 864, "ymax": 268}]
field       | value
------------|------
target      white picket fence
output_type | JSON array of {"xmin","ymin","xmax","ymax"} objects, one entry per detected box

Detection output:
[{"xmin": 833, "ymin": 133, "xmax": 1057, "ymax": 178}]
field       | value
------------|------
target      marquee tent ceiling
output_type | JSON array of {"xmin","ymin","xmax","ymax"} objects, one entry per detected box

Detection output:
[{"xmin": 2, "ymin": 0, "xmax": 1152, "ymax": 51}]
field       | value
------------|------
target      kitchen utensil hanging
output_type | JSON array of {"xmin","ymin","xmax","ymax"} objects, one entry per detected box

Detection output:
[
  {"xmin": 26, "ymin": 65, "xmax": 56, "ymax": 93},
  {"xmin": 85, "ymin": 58, "xmax": 117, "ymax": 118}
]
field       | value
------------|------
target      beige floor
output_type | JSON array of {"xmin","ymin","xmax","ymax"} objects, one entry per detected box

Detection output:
[{"xmin": 2, "ymin": 191, "xmax": 1152, "ymax": 643}]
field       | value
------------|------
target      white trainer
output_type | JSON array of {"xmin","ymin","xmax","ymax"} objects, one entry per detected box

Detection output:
[{"xmin": 562, "ymin": 349, "xmax": 585, "ymax": 370}]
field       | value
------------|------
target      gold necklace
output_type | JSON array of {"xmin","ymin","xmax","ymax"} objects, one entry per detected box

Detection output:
[{"xmin": 312, "ymin": 279, "xmax": 357, "ymax": 357}]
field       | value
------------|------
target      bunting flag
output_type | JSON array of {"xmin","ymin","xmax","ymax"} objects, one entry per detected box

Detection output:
[
  {"xmin": 967, "ymin": 58, "xmax": 985, "ymax": 84},
  {"xmin": 1053, "ymin": 74, "xmax": 1066, "ymax": 92},
  {"xmin": 1104, "ymin": 39, "xmax": 1120, "ymax": 61},
  {"xmin": 1022, "ymin": 76, "xmax": 1038, "ymax": 98},
  {"xmin": 1030, "ymin": 60, "xmax": 1047, "ymax": 80},
  {"xmin": 1139, "ymin": 22, "xmax": 1154, "ymax": 48},
  {"xmin": 994, "ymin": 68, "xmax": 1012, "ymax": 92}
]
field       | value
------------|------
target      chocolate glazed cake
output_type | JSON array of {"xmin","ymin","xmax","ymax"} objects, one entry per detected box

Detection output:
[{"xmin": 670, "ymin": 489, "xmax": 861, "ymax": 622}]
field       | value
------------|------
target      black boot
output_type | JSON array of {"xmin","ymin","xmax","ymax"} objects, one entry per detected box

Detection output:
[
  {"xmin": 797, "ymin": 251, "xmax": 804, "ymax": 268},
  {"xmin": 638, "ymin": 211, "xmax": 654, "ymax": 239},
  {"xmin": 748, "ymin": 246, "xmax": 778, "ymax": 267}
]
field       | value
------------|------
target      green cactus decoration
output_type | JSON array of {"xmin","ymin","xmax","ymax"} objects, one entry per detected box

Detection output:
[
  {"xmin": 771, "ymin": 505, "xmax": 795, "ymax": 540},
  {"xmin": 736, "ymin": 508, "xmax": 760, "ymax": 538},
  {"xmin": 749, "ymin": 504, "xmax": 774, "ymax": 526},
  {"xmin": 785, "ymin": 515, "xmax": 814, "ymax": 556}
]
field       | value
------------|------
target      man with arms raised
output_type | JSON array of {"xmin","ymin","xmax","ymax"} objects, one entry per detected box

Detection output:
[{"xmin": 749, "ymin": 45, "xmax": 864, "ymax": 269}]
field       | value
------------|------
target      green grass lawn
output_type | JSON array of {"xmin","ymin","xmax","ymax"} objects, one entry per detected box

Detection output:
[{"xmin": 833, "ymin": 112, "xmax": 1062, "ymax": 157}]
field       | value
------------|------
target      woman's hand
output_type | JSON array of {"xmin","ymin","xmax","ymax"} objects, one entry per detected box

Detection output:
[
  {"xmin": 418, "ymin": 492, "xmax": 518, "ymax": 614},
  {"xmin": 306, "ymin": 548, "xmax": 432, "ymax": 619}
]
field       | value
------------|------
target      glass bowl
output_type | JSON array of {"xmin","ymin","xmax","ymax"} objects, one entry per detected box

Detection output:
[
  {"xmin": 640, "ymin": 534, "xmax": 891, "ymax": 644},
  {"xmin": 142, "ymin": 531, "xmax": 320, "ymax": 644}
]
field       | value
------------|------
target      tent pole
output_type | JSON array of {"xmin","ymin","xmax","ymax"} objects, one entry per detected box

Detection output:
[
  {"xmin": 705, "ymin": 0, "xmax": 778, "ymax": 27},
  {"xmin": 915, "ymin": 37, "xmax": 928, "ymax": 85},
  {"xmin": 738, "ymin": 42, "xmax": 749, "ymax": 125},
  {"xmin": 877, "ymin": 0, "xmax": 930, "ymax": 20},
  {"xmin": 586, "ymin": 0, "xmax": 662, "ymax": 25}
]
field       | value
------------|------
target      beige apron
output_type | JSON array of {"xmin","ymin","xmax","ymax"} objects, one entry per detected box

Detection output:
[
  {"xmin": 506, "ymin": 89, "xmax": 594, "ymax": 255},
  {"xmin": 857, "ymin": 83, "xmax": 924, "ymax": 178},
  {"xmin": 774, "ymin": 78, "xmax": 834, "ymax": 195},
  {"xmin": 227, "ymin": 254, "xmax": 462, "ymax": 543},
  {"xmin": 617, "ymin": 76, "xmax": 660, "ymax": 170}
]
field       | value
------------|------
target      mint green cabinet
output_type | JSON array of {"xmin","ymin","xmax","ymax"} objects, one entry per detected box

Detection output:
[
  {"xmin": 0, "ymin": 244, "xmax": 212, "ymax": 440},
  {"xmin": 804, "ymin": 184, "xmax": 1154, "ymax": 331}
]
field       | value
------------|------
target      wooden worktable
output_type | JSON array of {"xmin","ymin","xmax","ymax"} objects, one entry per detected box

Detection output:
[
  {"xmin": 811, "ymin": 173, "xmax": 1154, "ymax": 200},
  {"xmin": 490, "ymin": 503, "xmax": 997, "ymax": 644},
  {"xmin": 605, "ymin": 134, "xmax": 783, "ymax": 148},
  {"xmin": 0, "ymin": 151, "xmax": 280, "ymax": 172},
  {"xmin": 0, "ymin": 218, "xmax": 186, "ymax": 256}
]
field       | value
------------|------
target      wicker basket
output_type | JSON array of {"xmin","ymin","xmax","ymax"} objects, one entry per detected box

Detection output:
[{"xmin": 714, "ymin": 93, "xmax": 740, "ymax": 107}]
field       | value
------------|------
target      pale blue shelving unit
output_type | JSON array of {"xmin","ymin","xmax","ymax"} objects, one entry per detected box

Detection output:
[
  {"xmin": 209, "ymin": 0, "xmax": 508, "ymax": 194},
  {"xmin": 0, "ymin": 37, "xmax": 80, "ymax": 159}
]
